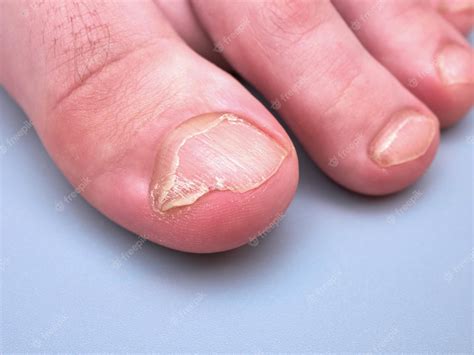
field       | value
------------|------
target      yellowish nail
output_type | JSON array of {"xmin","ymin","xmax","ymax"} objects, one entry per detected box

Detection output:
[
  {"xmin": 150, "ymin": 113, "xmax": 288, "ymax": 212},
  {"xmin": 370, "ymin": 110, "xmax": 438, "ymax": 168},
  {"xmin": 436, "ymin": 44, "xmax": 474, "ymax": 86},
  {"xmin": 439, "ymin": 0, "xmax": 474, "ymax": 13}
]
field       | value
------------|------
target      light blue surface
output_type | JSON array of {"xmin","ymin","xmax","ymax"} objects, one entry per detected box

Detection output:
[{"xmin": 0, "ymin": 83, "xmax": 473, "ymax": 352}]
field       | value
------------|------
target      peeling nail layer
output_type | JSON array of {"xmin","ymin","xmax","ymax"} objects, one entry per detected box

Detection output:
[{"xmin": 150, "ymin": 113, "xmax": 288, "ymax": 212}]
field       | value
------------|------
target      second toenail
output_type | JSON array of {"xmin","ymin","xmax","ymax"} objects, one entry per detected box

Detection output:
[
  {"xmin": 149, "ymin": 113, "xmax": 288, "ymax": 212},
  {"xmin": 436, "ymin": 43, "xmax": 474, "ymax": 86},
  {"xmin": 369, "ymin": 110, "xmax": 438, "ymax": 168}
]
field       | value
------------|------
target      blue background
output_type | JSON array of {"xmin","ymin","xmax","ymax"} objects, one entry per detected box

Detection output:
[{"xmin": 1, "ymin": 67, "xmax": 472, "ymax": 352}]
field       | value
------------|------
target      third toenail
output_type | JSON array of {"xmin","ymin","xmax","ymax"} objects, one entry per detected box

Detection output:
[
  {"xmin": 436, "ymin": 44, "xmax": 474, "ymax": 86},
  {"xmin": 149, "ymin": 113, "xmax": 288, "ymax": 212},
  {"xmin": 370, "ymin": 110, "xmax": 438, "ymax": 168},
  {"xmin": 440, "ymin": 0, "xmax": 473, "ymax": 13}
]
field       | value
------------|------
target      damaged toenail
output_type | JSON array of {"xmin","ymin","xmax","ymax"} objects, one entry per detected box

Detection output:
[
  {"xmin": 369, "ymin": 110, "xmax": 438, "ymax": 168},
  {"xmin": 150, "ymin": 113, "xmax": 288, "ymax": 212}
]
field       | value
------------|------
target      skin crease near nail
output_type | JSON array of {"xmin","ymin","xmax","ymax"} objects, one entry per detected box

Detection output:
[
  {"xmin": 370, "ymin": 110, "xmax": 438, "ymax": 168},
  {"xmin": 150, "ymin": 113, "xmax": 288, "ymax": 212},
  {"xmin": 436, "ymin": 44, "xmax": 474, "ymax": 86}
]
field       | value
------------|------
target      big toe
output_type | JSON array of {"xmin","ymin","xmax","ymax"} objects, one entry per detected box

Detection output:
[{"xmin": 1, "ymin": 0, "xmax": 298, "ymax": 253}]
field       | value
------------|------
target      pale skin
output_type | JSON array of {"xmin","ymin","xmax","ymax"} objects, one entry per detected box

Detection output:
[{"xmin": 1, "ymin": 0, "xmax": 472, "ymax": 253}]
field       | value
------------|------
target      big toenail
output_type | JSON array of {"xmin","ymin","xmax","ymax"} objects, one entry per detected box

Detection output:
[{"xmin": 150, "ymin": 113, "xmax": 288, "ymax": 212}]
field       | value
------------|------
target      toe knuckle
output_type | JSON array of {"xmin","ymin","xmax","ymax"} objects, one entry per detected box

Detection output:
[
  {"xmin": 34, "ymin": 1, "xmax": 120, "ymax": 105},
  {"xmin": 31, "ymin": 0, "xmax": 173, "ymax": 111},
  {"xmin": 254, "ymin": 0, "xmax": 332, "ymax": 52}
]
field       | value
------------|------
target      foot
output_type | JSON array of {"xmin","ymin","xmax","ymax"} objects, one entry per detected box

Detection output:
[{"xmin": 1, "ymin": 0, "xmax": 472, "ymax": 252}]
